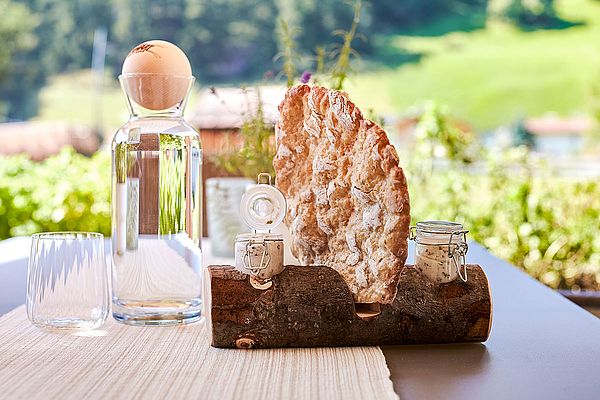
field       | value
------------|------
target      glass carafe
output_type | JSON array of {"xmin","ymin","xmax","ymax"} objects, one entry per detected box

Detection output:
[{"xmin": 111, "ymin": 73, "xmax": 203, "ymax": 325}]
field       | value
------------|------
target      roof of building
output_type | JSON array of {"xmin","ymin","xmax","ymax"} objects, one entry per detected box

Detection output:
[
  {"xmin": 524, "ymin": 116, "xmax": 592, "ymax": 136},
  {"xmin": 0, "ymin": 121, "xmax": 99, "ymax": 161},
  {"xmin": 188, "ymin": 86, "xmax": 286, "ymax": 130}
]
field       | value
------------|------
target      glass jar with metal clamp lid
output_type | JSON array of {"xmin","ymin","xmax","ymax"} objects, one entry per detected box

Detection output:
[
  {"xmin": 410, "ymin": 221, "xmax": 469, "ymax": 284},
  {"xmin": 234, "ymin": 173, "xmax": 287, "ymax": 287}
]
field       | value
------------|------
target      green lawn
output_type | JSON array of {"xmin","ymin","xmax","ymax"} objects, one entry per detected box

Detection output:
[
  {"xmin": 347, "ymin": 0, "xmax": 600, "ymax": 130},
  {"xmin": 35, "ymin": 70, "xmax": 126, "ymax": 131},
  {"xmin": 35, "ymin": 70, "xmax": 202, "ymax": 136}
]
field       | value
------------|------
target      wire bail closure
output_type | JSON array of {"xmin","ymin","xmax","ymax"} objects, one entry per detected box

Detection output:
[
  {"xmin": 242, "ymin": 239, "xmax": 272, "ymax": 277},
  {"xmin": 448, "ymin": 230, "xmax": 469, "ymax": 282}
]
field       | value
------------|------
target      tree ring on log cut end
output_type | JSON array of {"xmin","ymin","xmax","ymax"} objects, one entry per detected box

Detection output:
[
  {"xmin": 250, "ymin": 276, "xmax": 273, "ymax": 290},
  {"xmin": 236, "ymin": 337, "xmax": 256, "ymax": 349}
]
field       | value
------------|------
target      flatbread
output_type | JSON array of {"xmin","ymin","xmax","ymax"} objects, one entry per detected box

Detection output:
[{"xmin": 274, "ymin": 85, "xmax": 410, "ymax": 304}]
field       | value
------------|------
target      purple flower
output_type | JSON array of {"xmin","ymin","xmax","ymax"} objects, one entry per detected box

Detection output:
[{"xmin": 300, "ymin": 71, "xmax": 312, "ymax": 84}]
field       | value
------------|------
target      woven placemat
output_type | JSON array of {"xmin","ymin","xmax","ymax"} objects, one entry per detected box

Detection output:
[{"xmin": 0, "ymin": 306, "xmax": 398, "ymax": 400}]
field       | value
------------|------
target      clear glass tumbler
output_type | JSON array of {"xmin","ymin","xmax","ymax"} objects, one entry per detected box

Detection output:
[{"xmin": 26, "ymin": 232, "xmax": 110, "ymax": 331}]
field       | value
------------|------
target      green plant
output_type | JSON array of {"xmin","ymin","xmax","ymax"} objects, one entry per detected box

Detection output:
[
  {"xmin": 159, "ymin": 134, "xmax": 187, "ymax": 235},
  {"xmin": 0, "ymin": 148, "xmax": 111, "ymax": 239},
  {"xmin": 413, "ymin": 101, "xmax": 475, "ymax": 165},
  {"xmin": 275, "ymin": 19, "xmax": 299, "ymax": 88},
  {"xmin": 329, "ymin": 0, "xmax": 362, "ymax": 90},
  {"xmin": 212, "ymin": 88, "xmax": 276, "ymax": 179},
  {"xmin": 408, "ymin": 160, "xmax": 600, "ymax": 290},
  {"xmin": 275, "ymin": 0, "xmax": 363, "ymax": 91},
  {"xmin": 0, "ymin": 141, "xmax": 598, "ymax": 291},
  {"xmin": 114, "ymin": 142, "xmax": 130, "ymax": 184}
]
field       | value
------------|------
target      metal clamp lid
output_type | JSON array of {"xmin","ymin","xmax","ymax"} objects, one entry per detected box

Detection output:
[{"xmin": 239, "ymin": 173, "xmax": 287, "ymax": 232}]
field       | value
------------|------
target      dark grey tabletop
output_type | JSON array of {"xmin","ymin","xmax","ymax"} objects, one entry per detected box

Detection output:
[{"xmin": 1, "ymin": 237, "xmax": 599, "ymax": 400}]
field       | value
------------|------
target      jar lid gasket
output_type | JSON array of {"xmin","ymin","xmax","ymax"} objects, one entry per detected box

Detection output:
[
  {"xmin": 410, "ymin": 220, "xmax": 469, "ymax": 244},
  {"xmin": 235, "ymin": 232, "xmax": 283, "ymax": 242},
  {"xmin": 416, "ymin": 220, "xmax": 463, "ymax": 234}
]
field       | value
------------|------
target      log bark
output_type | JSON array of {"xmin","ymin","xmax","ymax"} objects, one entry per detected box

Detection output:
[{"xmin": 208, "ymin": 264, "xmax": 492, "ymax": 348}]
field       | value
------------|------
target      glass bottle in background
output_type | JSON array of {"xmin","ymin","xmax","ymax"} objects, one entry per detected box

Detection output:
[
  {"xmin": 206, "ymin": 177, "xmax": 253, "ymax": 257},
  {"xmin": 111, "ymin": 73, "xmax": 203, "ymax": 325}
]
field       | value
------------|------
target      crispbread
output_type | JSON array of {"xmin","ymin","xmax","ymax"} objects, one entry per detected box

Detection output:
[{"xmin": 274, "ymin": 85, "xmax": 410, "ymax": 304}]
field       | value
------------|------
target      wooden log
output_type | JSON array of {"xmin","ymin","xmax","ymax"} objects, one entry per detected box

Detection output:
[{"xmin": 208, "ymin": 264, "xmax": 492, "ymax": 348}]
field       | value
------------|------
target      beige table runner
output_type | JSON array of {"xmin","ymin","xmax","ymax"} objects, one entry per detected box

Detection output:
[{"xmin": 0, "ymin": 306, "xmax": 398, "ymax": 400}]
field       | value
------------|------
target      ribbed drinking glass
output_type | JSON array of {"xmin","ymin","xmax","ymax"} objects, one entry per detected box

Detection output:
[{"xmin": 26, "ymin": 232, "xmax": 110, "ymax": 331}]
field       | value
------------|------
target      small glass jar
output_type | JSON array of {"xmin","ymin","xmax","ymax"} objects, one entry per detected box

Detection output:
[
  {"xmin": 410, "ymin": 221, "xmax": 469, "ymax": 284},
  {"xmin": 234, "ymin": 173, "xmax": 287, "ymax": 284}
]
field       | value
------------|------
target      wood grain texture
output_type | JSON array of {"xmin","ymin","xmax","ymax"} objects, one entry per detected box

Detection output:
[{"xmin": 209, "ymin": 264, "xmax": 491, "ymax": 348}]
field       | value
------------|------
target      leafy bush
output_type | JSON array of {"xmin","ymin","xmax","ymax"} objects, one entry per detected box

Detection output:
[
  {"xmin": 408, "ymin": 151, "xmax": 600, "ymax": 290},
  {"xmin": 0, "ymin": 148, "xmax": 110, "ymax": 239},
  {"xmin": 407, "ymin": 104, "xmax": 600, "ymax": 290}
]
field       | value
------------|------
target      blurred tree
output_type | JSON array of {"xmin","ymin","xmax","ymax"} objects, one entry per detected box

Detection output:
[
  {"xmin": 0, "ymin": 0, "xmax": 113, "ymax": 120},
  {"xmin": 24, "ymin": 0, "xmax": 113, "ymax": 72},
  {"xmin": 110, "ymin": 0, "xmax": 185, "ymax": 69},
  {"xmin": 513, "ymin": 117, "xmax": 535, "ymax": 148},
  {"xmin": 180, "ymin": 0, "xmax": 278, "ymax": 81},
  {"xmin": 371, "ymin": 0, "xmax": 438, "ymax": 29},
  {"xmin": 0, "ymin": 0, "xmax": 506, "ymax": 119},
  {"xmin": 371, "ymin": 0, "xmax": 487, "ymax": 33},
  {"xmin": 0, "ymin": 0, "xmax": 36, "ymax": 80},
  {"xmin": 495, "ymin": 0, "xmax": 568, "ymax": 29},
  {"xmin": 110, "ymin": 0, "xmax": 278, "ymax": 81},
  {"xmin": 0, "ymin": 0, "xmax": 37, "ymax": 120}
]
